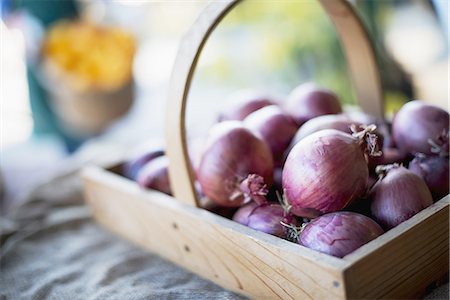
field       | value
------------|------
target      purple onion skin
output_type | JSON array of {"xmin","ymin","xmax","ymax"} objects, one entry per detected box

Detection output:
[
  {"xmin": 284, "ymin": 83, "xmax": 342, "ymax": 126},
  {"xmin": 289, "ymin": 114, "xmax": 385, "ymax": 156},
  {"xmin": 392, "ymin": 100, "xmax": 449, "ymax": 155},
  {"xmin": 299, "ymin": 212, "xmax": 383, "ymax": 258},
  {"xmin": 409, "ymin": 155, "xmax": 449, "ymax": 200},
  {"xmin": 123, "ymin": 146, "xmax": 165, "ymax": 180},
  {"xmin": 283, "ymin": 129, "xmax": 369, "ymax": 218},
  {"xmin": 370, "ymin": 166, "xmax": 433, "ymax": 229},
  {"xmin": 233, "ymin": 203, "xmax": 293, "ymax": 238},
  {"xmin": 290, "ymin": 114, "xmax": 361, "ymax": 149},
  {"xmin": 197, "ymin": 121, "xmax": 274, "ymax": 207},
  {"xmin": 244, "ymin": 105, "xmax": 299, "ymax": 167},
  {"xmin": 232, "ymin": 201, "xmax": 259, "ymax": 225},
  {"xmin": 137, "ymin": 156, "xmax": 171, "ymax": 195},
  {"xmin": 218, "ymin": 90, "xmax": 275, "ymax": 121}
]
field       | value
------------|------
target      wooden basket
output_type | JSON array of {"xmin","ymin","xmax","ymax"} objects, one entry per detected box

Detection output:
[{"xmin": 82, "ymin": 1, "xmax": 449, "ymax": 299}]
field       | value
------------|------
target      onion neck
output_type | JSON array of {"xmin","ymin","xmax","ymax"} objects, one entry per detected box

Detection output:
[
  {"xmin": 429, "ymin": 130, "xmax": 449, "ymax": 157},
  {"xmin": 375, "ymin": 163, "xmax": 401, "ymax": 180},
  {"xmin": 281, "ymin": 218, "xmax": 309, "ymax": 243},
  {"xmin": 351, "ymin": 124, "xmax": 382, "ymax": 158},
  {"xmin": 238, "ymin": 174, "xmax": 269, "ymax": 205}
]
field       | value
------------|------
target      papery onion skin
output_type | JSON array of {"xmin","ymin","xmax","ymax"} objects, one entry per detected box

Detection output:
[
  {"xmin": 233, "ymin": 203, "xmax": 295, "ymax": 238},
  {"xmin": 370, "ymin": 165, "xmax": 433, "ymax": 229},
  {"xmin": 137, "ymin": 156, "xmax": 171, "ymax": 195},
  {"xmin": 299, "ymin": 211, "xmax": 383, "ymax": 258},
  {"xmin": 284, "ymin": 83, "xmax": 342, "ymax": 126},
  {"xmin": 392, "ymin": 100, "xmax": 449, "ymax": 155},
  {"xmin": 282, "ymin": 129, "xmax": 370, "ymax": 218},
  {"xmin": 218, "ymin": 90, "xmax": 275, "ymax": 121},
  {"xmin": 409, "ymin": 155, "xmax": 449, "ymax": 200},
  {"xmin": 197, "ymin": 121, "xmax": 274, "ymax": 207},
  {"xmin": 123, "ymin": 145, "xmax": 164, "ymax": 180},
  {"xmin": 244, "ymin": 105, "xmax": 298, "ymax": 167}
]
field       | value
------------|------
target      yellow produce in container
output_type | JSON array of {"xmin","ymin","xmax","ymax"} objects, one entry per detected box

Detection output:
[{"xmin": 42, "ymin": 20, "xmax": 135, "ymax": 92}]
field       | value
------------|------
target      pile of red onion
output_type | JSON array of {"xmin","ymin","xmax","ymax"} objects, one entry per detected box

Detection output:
[{"xmin": 121, "ymin": 85, "xmax": 448, "ymax": 258}]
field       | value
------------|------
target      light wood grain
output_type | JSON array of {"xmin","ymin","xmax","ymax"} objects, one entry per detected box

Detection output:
[
  {"xmin": 82, "ymin": 165, "xmax": 349, "ymax": 300},
  {"xmin": 343, "ymin": 196, "xmax": 449, "ymax": 299},
  {"xmin": 83, "ymin": 165, "xmax": 449, "ymax": 299},
  {"xmin": 165, "ymin": 0, "xmax": 384, "ymax": 208}
]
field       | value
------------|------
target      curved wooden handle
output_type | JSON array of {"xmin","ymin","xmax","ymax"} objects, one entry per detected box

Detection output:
[{"xmin": 166, "ymin": 0, "xmax": 383, "ymax": 207}]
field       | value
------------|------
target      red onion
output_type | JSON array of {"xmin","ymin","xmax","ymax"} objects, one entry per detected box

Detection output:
[
  {"xmin": 197, "ymin": 121, "xmax": 274, "ymax": 207},
  {"xmin": 284, "ymin": 83, "xmax": 342, "ymax": 126},
  {"xmin": 392, "ymin": 100, "xmax": 449, "ymax": 155},
  {"xmin": 282, "ymin": 127, "xmax": 381, "ymax": 218},
  {"xmin": 244, "ymin": 105, "xmax": 298, "ymax": 167},
  {"xmin": 289, "ymin": 114, "xmax": 385, "ymax": 154},
  {"xmin": 232, "ymin": 201, "xmax": 259, "ymax": 225},
  {"xmin": 218, "ymin": 90, "xmax": 275, "ymax": 121},
  {"xmin": 233, "ymin": 203, "xmax": 296, "ymax": 238},
  {"xmin": 409, "ymin": 155, "xmax": 449, "ymax": 200},
  {"xmin": 137, "ymin": 156, "xmax": 171, "ymax": 195},
  {"xmin": 290, "ymin": 114, "xmax": 361, "ymax": 147},
  {"xmin": 123, "ymin": 144, "xmax": 164, "ymax": 180},
  {"xmin": 299, "ymin": 211, "xmax": 383, "ymax": 258},
  {"xmin": 370, "ymin": 164, "xmax": 433, "ymax": 229}
]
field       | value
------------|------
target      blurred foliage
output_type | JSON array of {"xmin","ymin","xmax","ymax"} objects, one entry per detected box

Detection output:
[
  {"xmin": 194, "ymin": 0, "xmax": 415, "ymax": 112},
  {"xmin": 197, "ymin": 0, "xmax": 356, "ymax": 104}
]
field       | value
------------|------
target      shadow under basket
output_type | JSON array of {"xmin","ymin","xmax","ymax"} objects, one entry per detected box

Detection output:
[{"xmin": 82, "ymin": 0, "xmax": 449, "ymax": 299}]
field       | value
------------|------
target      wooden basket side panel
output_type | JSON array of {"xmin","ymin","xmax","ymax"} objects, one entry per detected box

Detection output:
[
  {"xmin": 344, "ymin": 199, "xmax": 449, "ymax": 299},
  {"xmin": 82, "ymin": 168, "xmax": 347, "ymax": 300}
]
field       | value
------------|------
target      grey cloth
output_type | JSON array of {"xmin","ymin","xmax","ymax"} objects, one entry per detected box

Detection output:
[
  {"xmin": 0, "ymin": 173, "xmax": 243, "ymax": 300},
  {"xmin": 0, "ymin": 172, "xmax": 448, "ymax": 300}
]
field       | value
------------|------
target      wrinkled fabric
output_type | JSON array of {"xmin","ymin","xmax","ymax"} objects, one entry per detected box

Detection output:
[
  {"xmin": 0, "ymin": 173, "xmax": 244, "ymax": 300},
  {"xmin": 0, "ymin": 172, "xmax": 448, "ymax": 300}
]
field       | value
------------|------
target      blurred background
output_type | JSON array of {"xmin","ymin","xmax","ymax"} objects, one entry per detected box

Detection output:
[{"xmin": 1, "ymin": 0, "xmax": 449, "ymax": 213}]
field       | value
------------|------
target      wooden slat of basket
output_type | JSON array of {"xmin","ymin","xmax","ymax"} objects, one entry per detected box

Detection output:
[
  {"xmin": 82, "ymin": 165, "xmax": 350, "ymax": 299},
  {"xmin": 343, "ymin": 196, "xmax": 449, "ymax": 299}
]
